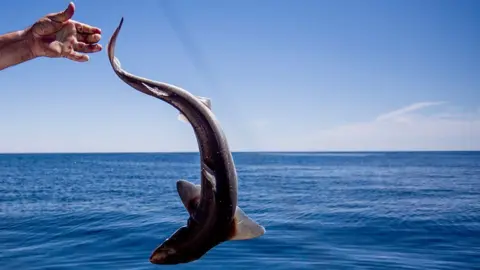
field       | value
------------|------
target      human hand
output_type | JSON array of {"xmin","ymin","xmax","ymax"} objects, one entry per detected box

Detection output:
[{"xmin": 25, "ymin": 2, "xmax": 102, "ymax": 62}]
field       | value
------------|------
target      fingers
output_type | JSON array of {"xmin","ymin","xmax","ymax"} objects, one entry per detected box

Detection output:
[
  {"xmin": 55, "ymin": 36, "xmax": 90, "ymax": 62},
  {"xmin": 74, "ymin": 42, "xmax": 102, "ymax": 54},
  {"xmin": 64, "ymin": 51, "xmax": 89, "ymax": 62},
  {"xmin": 74, "ymin": 21, "xmax": 102, "ymax": 46},
  {"xmin": 75, "ymin": 32, "xmax": 102, "ymax": 55},
  {"xmin": 73, "ymin": 21, "xmax": 101, "ymax": 34},
  {"xmin": 77, "ymin": 32, "xmax": 102, "ymax": 44},
  {"xmin": 63, "ymin": 39, "xmax": 101, "ymax": 62},
  {"xmin": 48, "ymin": 2, "xmax": 75, "ymax": 23}
]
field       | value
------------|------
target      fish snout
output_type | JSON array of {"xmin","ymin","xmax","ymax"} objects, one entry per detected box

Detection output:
[{"xmin": 149, "ymin": 247, "xmax": 176, "ymax": 264}]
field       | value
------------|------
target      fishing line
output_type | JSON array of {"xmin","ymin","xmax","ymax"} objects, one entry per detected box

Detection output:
[{"xmin": 156, "ymin": 1, "xmax": 259, "ymax": 150}]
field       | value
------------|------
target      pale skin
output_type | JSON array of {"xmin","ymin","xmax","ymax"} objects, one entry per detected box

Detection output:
[{"xmin": 0, "ymin": 2, "xmax": 102, "ymax": 71}]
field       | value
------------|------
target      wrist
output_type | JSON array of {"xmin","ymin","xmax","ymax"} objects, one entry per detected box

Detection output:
[
  {"xmin": 19, "ymin": 27, "xmax": 37, "ymax": 59},
  {"xmin": 0, "ymin": 28, "xmax": 36, "ymax": 70}
]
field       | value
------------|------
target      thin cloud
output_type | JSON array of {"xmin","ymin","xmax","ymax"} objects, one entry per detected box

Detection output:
[
  {"xmin": 375, "ymin": 101, "xmax": 446, "ymax": 122},
  {"xmin": 300, "ymin": 102, "xmax": 480, "ymax": 151}
]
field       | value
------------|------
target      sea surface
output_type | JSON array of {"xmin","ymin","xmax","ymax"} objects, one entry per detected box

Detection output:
[{"xmin": 0, "ymin": 152, "xmax": 479, "ymax": 269}]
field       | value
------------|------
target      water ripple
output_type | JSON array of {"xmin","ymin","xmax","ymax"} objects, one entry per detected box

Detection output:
[{"xmin": 0, "ymin": 152, "xmax": 479, "ymax": 269}]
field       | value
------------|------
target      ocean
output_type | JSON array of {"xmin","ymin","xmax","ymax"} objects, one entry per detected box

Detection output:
[{"xmin": 0, "ymin": 152, "xmax": 479, "ymax": 269}]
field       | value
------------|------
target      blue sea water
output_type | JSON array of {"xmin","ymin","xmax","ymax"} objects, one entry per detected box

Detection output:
[{"xmin": 0, "ymin": 152, "xmax": 479, "ymax": 270}]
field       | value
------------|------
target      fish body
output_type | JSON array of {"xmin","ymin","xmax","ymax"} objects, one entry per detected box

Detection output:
[{"xmin": 107, "ymin": 18, "xmax": 265, "ymax": 265}]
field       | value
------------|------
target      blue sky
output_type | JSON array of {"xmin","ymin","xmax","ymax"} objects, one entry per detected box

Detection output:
[{"xmin": 0, "ymin": 0, "xmax": 478, "ymax": 152}]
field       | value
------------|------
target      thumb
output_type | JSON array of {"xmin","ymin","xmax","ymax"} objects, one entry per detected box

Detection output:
[{"xmin": 49, "ymin": 2, "xmax": 75, "ymax": 23}]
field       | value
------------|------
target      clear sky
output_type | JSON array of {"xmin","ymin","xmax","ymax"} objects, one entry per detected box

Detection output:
[{"xmin": 0, "ymin": 0, "xmax": 479, "ymax": 153}]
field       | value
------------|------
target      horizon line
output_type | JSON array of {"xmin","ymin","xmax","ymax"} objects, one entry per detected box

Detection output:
[{"xmin": 0, "ymin": 150, "xmax": 479, "ymax": 155}]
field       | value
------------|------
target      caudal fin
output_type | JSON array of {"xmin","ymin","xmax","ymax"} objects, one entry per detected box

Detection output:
[{"xmin": 229, "ymin": 207, "xmax": 266, "ymax": 240}]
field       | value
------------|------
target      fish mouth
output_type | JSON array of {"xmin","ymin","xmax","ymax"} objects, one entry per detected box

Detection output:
[
  {"xmin": 149, "ymin": 251, "xmax": 166, "ymax": 264},
  {"xmin": 149, "ymin": 255, "xmax": 162, "ymax": 264},
  {"xmin": 149, "ymin": 247, "xmax": 177, "ymax": 265}
]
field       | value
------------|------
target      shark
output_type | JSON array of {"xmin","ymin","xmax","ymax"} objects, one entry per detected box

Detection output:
[{"xmin": 106, "ymin": 18, "xmax": 266, "ymax": 265}]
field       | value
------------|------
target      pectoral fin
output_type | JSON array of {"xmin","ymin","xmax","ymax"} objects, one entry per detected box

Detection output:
[
  {"xmin": 176, "ymin": 180, "xmax": 201, "ymax": 216},
  {"xmin": 177, "ymin": 114, "xmax": 189, "ymax": 123},
  {"xmin": 229, "ymin": 207, "xmax": 266, "ymax": 241},
  {"xmin": 178, "ymin": 96, "xmax": 212, "ymax": 124}
]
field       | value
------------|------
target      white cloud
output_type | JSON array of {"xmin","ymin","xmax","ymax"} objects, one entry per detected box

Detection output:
[
  {"xmin": 1, "ymin": 101, "xmax": 477, "ymax": 153},
  {"xmin": 300, "ymin": 102, "xmax": 480, "ymax": 151},
  {"xmin": 375, "ymin": 101, "xmax": 445, "ymax": 121}
]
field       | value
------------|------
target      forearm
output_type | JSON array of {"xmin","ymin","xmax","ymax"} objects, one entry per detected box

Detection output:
[{"xmin": 0, "ymin": 29, "xmax": 35, "ymax": 71}]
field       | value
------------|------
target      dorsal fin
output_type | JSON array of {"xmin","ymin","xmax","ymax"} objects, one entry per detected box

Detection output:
[
  {"xmin": 176, "ymin": 180, "xmax": 201, "ymax": 216},
  {"xmin": 178, "ymin": 96, "xmax": 212, "ymax": 124},
  {"xmin": 228, "ymin": 206, "xmax": 266, "ymax": 241}
]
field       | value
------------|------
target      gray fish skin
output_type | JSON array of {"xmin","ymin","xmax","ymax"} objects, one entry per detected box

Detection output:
[{"xmin": 107, "ymin": 18, "xmax": 265, "ymax": 265}]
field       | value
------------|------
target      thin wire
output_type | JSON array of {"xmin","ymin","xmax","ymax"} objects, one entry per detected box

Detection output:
[
  {"xmin": 157, "ymin": 1, "xmax": 219, "ymax": 96},
  {"xmin": 156, "ymin": 1, "xmax": 258, "ymax": 150}
]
